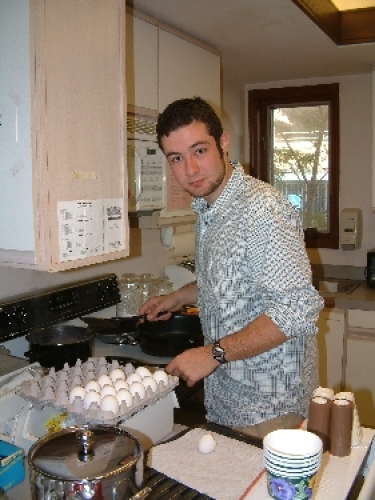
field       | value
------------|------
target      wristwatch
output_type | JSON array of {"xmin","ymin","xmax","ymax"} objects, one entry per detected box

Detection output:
[{"xmin": 212, "ymin": 340, "xmax": 227, "ymax": 364}]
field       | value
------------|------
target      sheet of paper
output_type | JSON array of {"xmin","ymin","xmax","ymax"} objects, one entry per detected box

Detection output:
[{"xmin": 58, "ymin": 198, "xmax": 125, "ymax": 262}]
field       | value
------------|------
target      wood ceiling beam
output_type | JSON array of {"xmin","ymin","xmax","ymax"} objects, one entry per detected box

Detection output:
[{"xmin": 291, "ymin": 0, "xmax": 375, "ymax": 45}]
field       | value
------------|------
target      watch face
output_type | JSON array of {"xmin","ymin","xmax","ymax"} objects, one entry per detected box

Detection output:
[{"xmin": 213, "ymin": 342, "xmax": 226, "ymax": 363}]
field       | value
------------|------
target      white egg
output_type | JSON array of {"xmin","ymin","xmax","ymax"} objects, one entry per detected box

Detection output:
[
  {"xmin": 110, "ymin": 368, "xmax": 126, "ymax": 382},
  {"xmin": 69, "ymin": 386, "xmax": 85, "ymax": 404},
  {"xmin": 100, "ymin": 394, "xmax": 119, "ymax": 413},
  {"xmin": 85, "ymin": 380, "xmax": 101, "ymax": 393},
  {"xmin": 153, "ymin": 370, "xmax": 169, "ymax": 385},
  {"xmin": 127, "ymin": 373, "xmax": 142, "ymax": 385},
  {"xmin": 114, "ymin": 379, "xmax": 129, "ymax": 391},
  {"xmin": 116, "ymin": 389, "xmax": 133, "ymax": 406},
  {"xmin": 142, "ymin": 376, "xmax": 157, "ymax": 392},
  {"xmin": 83, "ymin": 390, "xmax": 101, "ymax": 409},
  {"xmin": 135, "ymin": 366, "xmax": 152, "ymax": 378},
  {"xmin": 198, "ymin": 433, "xmax": 216, "ymax": 454},
  {"xmin": 128, "ymin": 382, "xmax": 146, "ymax": 399},
  {"xmin": 100, "ymin": 385, "xmax": 117, "ymax": 398},
  {"xmin": 97, "ymin": 374, "xmax": 113, "ymax": 388}
]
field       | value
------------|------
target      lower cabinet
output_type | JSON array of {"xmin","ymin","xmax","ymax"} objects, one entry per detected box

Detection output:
[
  {"xmin": 344, "ymin": 309, "xmax": 375, "ymax": 428},
  {"xmin": 316, "ymin": 308, "xmax": 345, "ymax": 392}
]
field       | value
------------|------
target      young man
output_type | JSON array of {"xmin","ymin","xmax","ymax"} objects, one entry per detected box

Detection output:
[{"xmin": 139, "ymin": 97, "xmax": 324, "ymax": 432}]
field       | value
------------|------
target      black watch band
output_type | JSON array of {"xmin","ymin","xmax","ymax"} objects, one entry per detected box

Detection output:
[{"xmin": 212, "ymin": 340, "xmax": 227, "ymax": 364}]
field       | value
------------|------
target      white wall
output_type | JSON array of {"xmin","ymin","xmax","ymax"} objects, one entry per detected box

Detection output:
[
  {"xmin": 243, "ymin": 73, "xmax": 375, "ymax": 269},
  {"xmin": 0, "ymin": 229, "xmax": 172, "ymax": 300}
]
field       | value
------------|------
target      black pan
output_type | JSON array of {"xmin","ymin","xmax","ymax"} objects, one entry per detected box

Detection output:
[
  {"xmin": 80, "ymin": 316, "xmax": 142, "ymax": 334},
  {"xmin": 138, "ymin": 313, "xmax": 203, "ymax": 357},
  {"xmin": 25, "ymin": 325, "xmax": 94, "ymax": 370}
]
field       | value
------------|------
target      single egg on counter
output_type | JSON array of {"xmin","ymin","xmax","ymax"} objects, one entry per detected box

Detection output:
[
  {"xmin": 116, "ymin": 389, "xmax": 133, "ymax": 406},
  {"xmin": 142, "ymin": 376, "xmax": 158, "ymax": 392},
  {"xmin": 127, "ymin": 373, "xmax": 143, "ymax": 385},
  {"xmin": 135, "ymin": 366, "xmax": 152, "ymax": 378},
  {"xmin": 100, "ymin": 394, "xmax": 119, "ymax": 413},
  {"xmin": 110, "ymin": 368, "xmax": 126, "ymax": 382},
  {"xmin": 97, "ymin": 374, "xmax": 113, "ymax": 388},
  {"xmin": 198, "ymin": 433, "xmax": 216, "ymax": 454},
  {"xmin": 83, "ymin": 390, "xmax": 101, "ymax": 409},
  {"xmin": 100, "ymin": 385, "xmax": 117, "ymax": 398},
  {"xmin": 114, "ymin": 379, "xmax": 129, "ymax": 391},
  {"xmin": 85, "ymin": 380, "xmax": 101, "ymax": 393},
  {"xmin": 69, "ymin": 386, "xmax": 85, "ymax": 404},
  {"xmin": 153, "ymin": 370, "xmax": 169, "ymax": 385},
  {"xmin": 128, "ymin": 382, "xmax": 146, "ymax": 399}
]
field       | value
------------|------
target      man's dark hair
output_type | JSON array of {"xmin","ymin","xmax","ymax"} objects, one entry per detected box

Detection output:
[{"xmin": 156, "ymin": 97, "xmax": 224, "ymax": 156}]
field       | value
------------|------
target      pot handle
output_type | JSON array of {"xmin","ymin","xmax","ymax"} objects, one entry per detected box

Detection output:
[
  {"xmin": 113, "ymin": 477, "xmax": 151, "ymax": 500},
  {"xmin": 130, "ymin": 487, "xmax": 152, "ymax": 500}
]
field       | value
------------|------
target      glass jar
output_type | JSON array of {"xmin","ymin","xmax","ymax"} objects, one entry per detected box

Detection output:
[{"xmin": 116, "ymin": 281, "xmax": 141, "ymax": 317}]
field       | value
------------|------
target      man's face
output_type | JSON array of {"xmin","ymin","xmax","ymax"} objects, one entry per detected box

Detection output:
[{"xmin": 160, "ymin": 121, "xmax": 231, "ymax": 205}]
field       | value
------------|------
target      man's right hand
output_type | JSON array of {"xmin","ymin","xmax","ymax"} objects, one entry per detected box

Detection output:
[{"xmin": 139, "ymin": 281, "xmax": 198, "ymax": 321}]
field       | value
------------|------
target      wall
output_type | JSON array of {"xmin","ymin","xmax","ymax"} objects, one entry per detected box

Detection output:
[
  {"xmin": 244, "ymin": 73, "xmax": 375, "ymax": 271},
  {"xmin": 0, "ymin": 229, "xmax": 173, "ymax": 300}
]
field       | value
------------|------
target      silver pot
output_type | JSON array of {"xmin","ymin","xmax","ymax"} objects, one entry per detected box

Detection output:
[{"xmin": 28, "ymin": 425, "xmax": 150, "ymax": 500}]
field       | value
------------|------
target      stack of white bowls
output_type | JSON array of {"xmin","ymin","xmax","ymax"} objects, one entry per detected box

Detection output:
[{"xmin": 263, "ymin": 429, "xmax": 323, "ymax": 500}]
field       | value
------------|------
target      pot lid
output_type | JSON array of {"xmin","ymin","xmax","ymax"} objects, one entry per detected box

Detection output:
[
  {"xmin": 27, "ymin": 325, "xmax": 94, "ymax": 345},
  {"xmin": 28, "ymin": 426, "xmax": 141, "ymax": 481}
]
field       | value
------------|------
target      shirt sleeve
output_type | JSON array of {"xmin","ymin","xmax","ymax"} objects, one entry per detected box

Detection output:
[{"xmin": 248, "ymin": 195, "xmax": 324, "ymax": 338}]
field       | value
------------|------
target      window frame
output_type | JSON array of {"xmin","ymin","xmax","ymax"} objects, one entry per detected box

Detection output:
[{"xmin": 248, "ymin": 83, "xmax": 340, "ymax": 249}]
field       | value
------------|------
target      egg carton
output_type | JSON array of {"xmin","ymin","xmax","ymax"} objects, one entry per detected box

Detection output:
[{"xmin": 16, "ymin": 357, "xmax": 179, "ymax": 425}]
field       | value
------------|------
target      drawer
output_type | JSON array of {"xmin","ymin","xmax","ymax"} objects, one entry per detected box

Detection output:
[{"xmin": 348, "ymin": 309, "xmax": 375, "ymax": 330}]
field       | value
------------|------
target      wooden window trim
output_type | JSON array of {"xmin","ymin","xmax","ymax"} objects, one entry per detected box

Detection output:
[{"xmin": 248, "ymin": 83, "xmax": 340, "ymax": 249}]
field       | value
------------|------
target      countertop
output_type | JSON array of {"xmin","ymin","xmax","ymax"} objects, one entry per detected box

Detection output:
[{"xmin": 318, "ymin": 282, "xmax": 375, "ymax": 310}]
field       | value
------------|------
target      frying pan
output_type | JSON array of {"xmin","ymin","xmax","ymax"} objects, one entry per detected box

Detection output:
[
  {"xmin": 80, "ymin": 316, "xmax": 141, "ymax": 345},
  {"xmin": 138, "ymin": 313, "xmax": 203, "ymax": 357}
]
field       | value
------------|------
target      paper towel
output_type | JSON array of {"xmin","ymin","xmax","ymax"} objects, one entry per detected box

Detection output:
[{"xmin": 161, "ymin": 227, "xmax": 195, "ymax": 257}]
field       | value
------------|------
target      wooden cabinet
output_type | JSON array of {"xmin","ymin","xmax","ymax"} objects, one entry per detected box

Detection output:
[{"xmin": 0, "ymin": 0, "xmax": 128, "ymax": 271}]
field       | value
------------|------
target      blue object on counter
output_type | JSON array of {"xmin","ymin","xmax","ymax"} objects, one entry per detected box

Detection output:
[{"xmin": 0, "ymin": 440, "xmax": 25, "ymax": 493}]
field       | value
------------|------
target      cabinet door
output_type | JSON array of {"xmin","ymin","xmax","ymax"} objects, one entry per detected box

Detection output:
[
  {"xmin": 316, "ymin": 308, "xmax": 345, "ymax": 391},
  {"xmin": 158, "ymin": 29, "xmax": 221, "ymax": 114},
  {"xmin": 0, "ymin": 0, "xmax": 128, "ymax": 271},
  {"xmin": 346, "ymin": 334, "xmax": 375, "ymax": 427},
  {"xmin": 126, "ymin": 14, "xmax": 158, "ymax": 111}
]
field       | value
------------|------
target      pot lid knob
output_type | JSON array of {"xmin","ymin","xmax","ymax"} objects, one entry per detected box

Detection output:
[{"xmin": 76, "ymin": 428, "xmax": 95, "ymax": 462}]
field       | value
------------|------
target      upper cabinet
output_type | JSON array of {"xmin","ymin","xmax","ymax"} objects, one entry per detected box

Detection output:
[
  {"xmin": 158, "ymin": 29, "xmax": 221, "ymax": 114},
  {"xmin": 126, "ymin": 8, "xmax": 222, "ymax": 116},
  {"xmin": 0, "ymin": 0, "xmax": 129, "ymax": 271},
  {"xmin": 126, "ymin": 13, "xmax": 158, "ymax": 112}
]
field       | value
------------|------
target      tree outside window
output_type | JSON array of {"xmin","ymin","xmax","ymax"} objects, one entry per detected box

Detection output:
[{"xmin": 248, "ymin": 84, "xmax": 339, "ymax": 249}]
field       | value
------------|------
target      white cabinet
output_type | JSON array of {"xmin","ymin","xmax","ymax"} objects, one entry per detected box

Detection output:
[
  {"xmin": 126, "ymin": 9, "xmax": 222, "ymax": 115},
  {"xmin": 316, "ymin": 308, "xmax": 345, "ymax": 392},
  {"xmin": 158, "ymin": 29, "xmax": 221, "ymax": 114},
  {"xmin": 0, "ymin": 0, "xmax": 128, "ymax": 272},
  {"xmin": 126, "ymin": 13, "xmax": 158, "ymax": 112},
  {"xmin": 344, "ymin": 309, "xmax": 375, "ymax": 427}
]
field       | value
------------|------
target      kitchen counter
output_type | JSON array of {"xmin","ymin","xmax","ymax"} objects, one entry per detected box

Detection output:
[
  {"xmin": 6, "ymin": 424, "xmax": 375, "ymax": 499},
  {"xmin": 318, "ymin": 282, "xmax": 375, "ymax": 310}
]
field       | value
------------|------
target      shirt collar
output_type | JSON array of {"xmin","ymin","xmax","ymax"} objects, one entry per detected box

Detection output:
[{"xmin": 192, "ymin": 163, "xmax": 246, "ymax": 217}]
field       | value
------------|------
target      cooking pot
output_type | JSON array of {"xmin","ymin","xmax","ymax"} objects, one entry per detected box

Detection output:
[
  {"xmin": 25, "ymin": 325, "xmax": 94, "ymax": 370},
  {"xmin": 28, "ymin": 425, "xmax": 150, "ymax": 500},
  {"xmin": 138, "ymin": 313, "xmax": 203, "ymax": 357}
]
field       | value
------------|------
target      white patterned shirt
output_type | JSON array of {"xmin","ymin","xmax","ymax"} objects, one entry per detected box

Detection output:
[{"xmin": 192, "ymin": 164, "xmax": 324, "ymax": 426}]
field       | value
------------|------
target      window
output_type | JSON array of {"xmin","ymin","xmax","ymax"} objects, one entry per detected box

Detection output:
[{"xmin": 248, "ymin": 84, "xmax": 339, "ymax": 248}]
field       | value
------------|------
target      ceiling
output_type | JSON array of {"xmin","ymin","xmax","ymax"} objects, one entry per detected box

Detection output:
[{"xmin": 129, "ymin": 0, "xmax": 375, "ymax": 87}]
